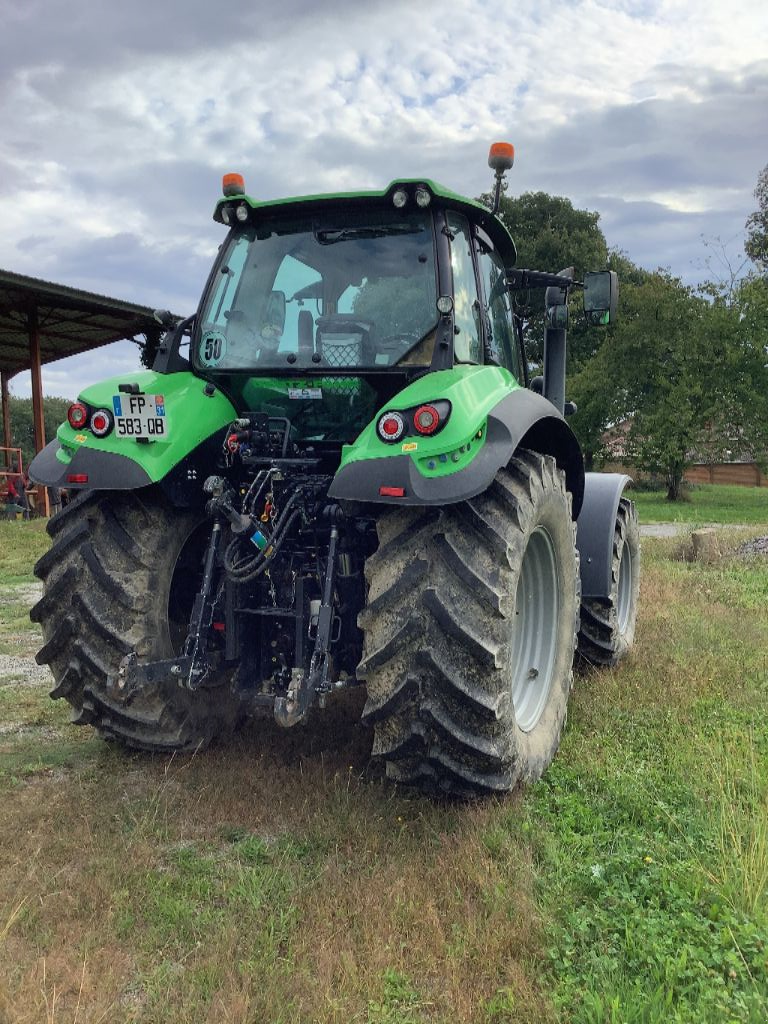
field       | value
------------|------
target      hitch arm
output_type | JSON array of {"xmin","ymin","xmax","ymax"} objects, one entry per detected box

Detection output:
[
  {"xmin": 181, "ymin": 519, "xmax": 224, "ymax": 689},
  {"xmin": 274, "ymin": 523, "xmax": 340, "ymax": 727},
  {"xmin": 110, "ymin": 518, "xmax": 224, "ymax": 700}
]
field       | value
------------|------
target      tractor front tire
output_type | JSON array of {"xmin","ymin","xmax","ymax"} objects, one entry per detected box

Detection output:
[
  {"xmin": 32, "ymin": 488, "xmax": 242, "ymax": 751},
  {"xmin": 577, "ymin": 497, "xmax": 640, "ymax": 667},
  {"xmin": 359, "ymin": 451, "xmax": 580, "ymax": 798}
]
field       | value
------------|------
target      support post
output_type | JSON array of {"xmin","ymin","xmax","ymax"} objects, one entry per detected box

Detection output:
[
  {"xmin": 28, "ymin": 306, "xmax": 50, "ymax": 516},
  {"xmin": 1, "ymin": 371, "xmax": 11, "ymax": 469}
]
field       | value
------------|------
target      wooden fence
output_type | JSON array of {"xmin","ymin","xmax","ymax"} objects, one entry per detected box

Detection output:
[
  {"xmin": 602, "ymin": 461, "xmax": 767, "ymax": 488},
  {"xmin": 684, "ymin": 462, "xmax": 767, "ymax": 488}
]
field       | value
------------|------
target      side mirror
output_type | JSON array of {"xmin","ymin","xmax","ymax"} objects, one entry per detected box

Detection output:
[
  {"xmin": 264, "ymin": 290, "xmax": 287, "ymax": 336},
  {"xmin": 584, "ymin": 271, "xmax": 618, "ymax": 325}
]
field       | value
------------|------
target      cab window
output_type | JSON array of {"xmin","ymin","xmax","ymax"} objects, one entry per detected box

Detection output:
[
  {"xmin": 477, "ymin": 244, "xmax": 524, "ymax": 382},
  {"xmin": 446, "ymin": 212, "xmax": 482, "ymax": 363}
]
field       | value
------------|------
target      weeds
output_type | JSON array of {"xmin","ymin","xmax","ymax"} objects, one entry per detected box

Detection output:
[{"xmin": 711, "ymin": 735, "xmax": 768, "ymax": 919}]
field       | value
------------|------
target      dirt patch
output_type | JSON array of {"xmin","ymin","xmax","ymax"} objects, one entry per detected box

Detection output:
[
  {"xmin": 0, "ymin": 653, "xmax": 50, "ymax": 686},
  {"xmin": 0, "ymin": 582, "xmax": 42, "ymax": 607}
]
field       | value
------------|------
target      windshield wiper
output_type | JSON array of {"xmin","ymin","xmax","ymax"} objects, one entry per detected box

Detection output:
[{"xmin": 314, "ymin": 224, "xmax": 422, "ymax": 244}]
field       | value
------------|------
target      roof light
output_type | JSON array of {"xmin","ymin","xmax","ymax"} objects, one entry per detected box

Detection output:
[
  {"xmin": 235, "ymin": 203, "xmax": 249, "ymax": 222},
  {"xmin": 67, "ymin": 402, "xmax": 88, "ymax": 430},
  {"xmin": 379, "ymin": 486, "xmax": 405, "ymax": 498},
  {"xmin": 392, "ymin": 188, "xmax": 408, "ymax": 209},
  {"xmin": 377, "ymin": 411, "xmax": 405, "ymax": 442},
  {"xmin": 222, "ymin": 172, "xmax": 245, "ymax": 197},
  {"xmin": 436, "ymin": 295, "xmax": 453, "ymax": 315},
  {"xmin": 413, "ymin": 405, "xmax": 440, "ymax": 435},
  {"xmin": 221, "ymin": 206, "xmax": 231, "ymax": 225},
  {"xmin": 414, "ymin": 186, "xmax": 431, "ymax": 208},
  {"xmin": 89, "ymin": 409, "xmax": 113, "ymax": 437},
  {"xmin": 488, "ymin": 141, "xmax": 515, "ymax": 173}
]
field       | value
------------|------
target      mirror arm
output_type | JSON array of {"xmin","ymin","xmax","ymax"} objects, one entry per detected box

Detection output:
[{"xmin": 507, "ymin": 269, "xmax": 582, "ymax": 292}]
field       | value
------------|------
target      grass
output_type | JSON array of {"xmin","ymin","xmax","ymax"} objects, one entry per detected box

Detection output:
[
  {"xmin": 0, "ymin": 518, "xmax": 50, "ymax": 583},
  {"xmin": 0, "ymin": 498, "xmax": 767, "ymax": 1021},
  {"xmin": 632, "ymin": 483, "xmax": 768, "ymax": 524}
]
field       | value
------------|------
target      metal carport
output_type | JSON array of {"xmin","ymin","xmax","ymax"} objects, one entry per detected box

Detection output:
[{"xmin": 0, "ymin": 269, "xmax": 163, "ymax": 513}]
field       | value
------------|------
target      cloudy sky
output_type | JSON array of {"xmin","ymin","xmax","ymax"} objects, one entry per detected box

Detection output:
[{"xmin": 2, "ymin": 0, "xmax": 767, "ymax": 400}]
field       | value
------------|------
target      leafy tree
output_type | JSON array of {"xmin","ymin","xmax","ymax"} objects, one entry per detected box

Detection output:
[
  {"xmin": 570, "ymin": 271, "xmax": 768, "ymax": 499},
  {"xmin": 745, "ymin": 163, "xmax": 768, "ymax": 273},
  {"xmin": 480, "ymin": 190, "xmax": 610, "ymax": 369},
  {"xmin": 3, "ymin": 396, "xmax": 72, "ymax": 471}
]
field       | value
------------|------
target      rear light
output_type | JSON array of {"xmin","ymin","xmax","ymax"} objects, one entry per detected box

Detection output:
[
  {"xmin": 89, "ymin": 408, "xmax": 113, "ymax": 437},
  {"xmin": 379, "ymin": 486, "xmax": 405, "ymax": 497},
  {"xmin": 67, "ymin": 402, "xmax": 88, "ymax": 430},
  {"xmin": 377, "ymin": 411, "xmax": 405, "ymax": 442},
  {"xmin": 67, "ymin": 474, "xmax": 89, "ymax": 484},
  {"xmin": 413, "ymin": 405, "xmax": 440, "ymax": 435},
  {"xmin": 376, "ymin": 402, "xmax": 451, "ymax": 443}
]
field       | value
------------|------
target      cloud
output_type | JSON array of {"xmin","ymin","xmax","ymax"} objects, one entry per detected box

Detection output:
[{"xmin": 2, "ymin": 0, "xmax": 768, "ymax": 399}]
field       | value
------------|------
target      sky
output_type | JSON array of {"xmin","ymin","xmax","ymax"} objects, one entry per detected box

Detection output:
[{"xmin": 1, "ymin": 0, "xmax": 767, "ymax": 400}]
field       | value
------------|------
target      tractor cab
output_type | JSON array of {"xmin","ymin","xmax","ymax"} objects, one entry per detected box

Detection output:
[{"xmin": 183, "ymin": 173, "xmax": 526, "ymax": 446}]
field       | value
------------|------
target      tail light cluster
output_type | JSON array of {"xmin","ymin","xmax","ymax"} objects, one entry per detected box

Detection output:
[
  {"xmin": 67, "ymin": 401, "xmax": 114, "ymax": 437},
  {"xmin": 376, "ymin": 400, "xmax": 451, "ymax": 444}
]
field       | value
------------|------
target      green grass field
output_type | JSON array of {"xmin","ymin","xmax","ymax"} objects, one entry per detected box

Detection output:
[
  {"xmin": 633, "ymin": 483, "xmax": 768, "ymax": 525},
  {"xmin": 1, "ymin": 502, "xmax": 767, "ymax": 1023}
]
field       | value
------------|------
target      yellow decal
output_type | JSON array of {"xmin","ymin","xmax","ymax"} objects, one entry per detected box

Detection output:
[
  {"xmin": 401, "ymin": 441, "xmax": 418, "ymax": 453},
  {"xmin": 74, "ymin": 434, "xmax": 87, "ymax": 443}
]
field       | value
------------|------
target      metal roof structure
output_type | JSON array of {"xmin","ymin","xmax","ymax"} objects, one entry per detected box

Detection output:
[
  {"xmin": 0, "ymin": 268, "xmax": 166, "ymax": 513},
  {"xmin": 0, "ymin": 268, "xmax": 161, "ymax": 376}
]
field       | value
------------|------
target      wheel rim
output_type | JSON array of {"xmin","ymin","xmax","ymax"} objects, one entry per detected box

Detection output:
[
  {"xmin": 509, "ymin": 526, "xmax": 560, "ymax": 733},
  {"xmin": 616, "ymin": 537, "xmax": 636, "ymax": 635}
]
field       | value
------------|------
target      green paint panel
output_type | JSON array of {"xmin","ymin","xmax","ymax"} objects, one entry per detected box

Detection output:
[
  {"xmin": 55, "ymin": 370, "xmax": 237, "ymax": 481},
  {"xmin": 338, "ymin": 365, "xmax": 518, "ymax": 478},
  {"xmin": 213, "ymin": 179, "xmax": 517, "ymax": 265}
]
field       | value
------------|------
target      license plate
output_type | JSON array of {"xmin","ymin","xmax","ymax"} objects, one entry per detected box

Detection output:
[{"xmin": 112, "ymin": 393, "xmax": 168, "ymax": 438}]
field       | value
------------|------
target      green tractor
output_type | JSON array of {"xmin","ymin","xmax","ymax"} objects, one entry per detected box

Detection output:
[{"xmin": 29, "ymin": 143, "xmax": 640, "ymax": 797}]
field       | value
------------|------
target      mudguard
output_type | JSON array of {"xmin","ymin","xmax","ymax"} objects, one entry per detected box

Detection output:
[
  {"xmin": 576, "ymin": 472, "xmax": 632, "ymax": 599},
  {"xmin": 329, "ymin": 367, "xmax": 585, "ymax": 515},
  {"xmin": 29, "ymin": 370, "xmax": 237, "ymax": 502}
]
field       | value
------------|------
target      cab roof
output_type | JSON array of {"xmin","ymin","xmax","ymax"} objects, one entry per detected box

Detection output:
[{"xmin": 213, "ymin": 178, "xmax": 517, "ymax": 267}]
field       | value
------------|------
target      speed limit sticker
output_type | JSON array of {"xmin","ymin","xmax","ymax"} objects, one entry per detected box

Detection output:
[{"xmin": 199, "ymin": 330, "xmax": 227, "ymax": 367}]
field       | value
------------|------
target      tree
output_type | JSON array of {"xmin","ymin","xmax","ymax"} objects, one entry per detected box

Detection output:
[
  {"xmin": 745, "ymin": 163, "xmax": 768, "ymax": 273},
  {"xmin": 570, "ymin": 270, "xmax": 768, "ymax": 499},
  {"xmin": 480, "ymin": 190, "xmax": 610, "ymax": 369},
  {"xmin": 4, "ymin": 396, "xmax": 72, "ymax": 470}
]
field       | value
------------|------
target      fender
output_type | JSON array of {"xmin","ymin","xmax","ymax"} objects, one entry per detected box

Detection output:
[
  {"xmin": 29, "ymin": 369, "xmax": 237, "ymax": 505},
  {"xmin": 329, "ymin": 373, "xmax": 585, "ymax": 515},
  {"xmin": 576, "ymin": 472, "xmax": 632, "ymax": 599}
]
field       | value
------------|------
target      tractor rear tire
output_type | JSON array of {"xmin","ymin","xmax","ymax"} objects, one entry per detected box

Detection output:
[
  {"xmin": 577, "ymin": 497, "xmax": 640, "ymax": 667},
  {"xmin": 358, "ymin": 451, "xmax": 580, "ymax": 798},
  {"xmin": 31, "ymin": 487, "xmax": 242, "ymax": 751}
]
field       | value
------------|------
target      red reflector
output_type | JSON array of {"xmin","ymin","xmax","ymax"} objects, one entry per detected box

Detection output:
[
  {"xmin": 67, "ymin": 402, "xmax": 88, "ymax": 430},
  {"xmin": 67, "ymin": 474, "xmax": 89, "ymax": 484},
  {"xmin": 379, "ymin": 486, "xmax": 405, "ymax": 497},
  {"xmin": 212, "ymin": 622, "xmax": 225, "ymax": 632}
]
